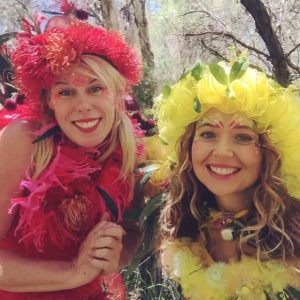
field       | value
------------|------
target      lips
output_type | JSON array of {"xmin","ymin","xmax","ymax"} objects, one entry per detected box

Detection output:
[
  {"xmin": 207, "ymin": 164, "xmax": 241, "ymax": 177},
  {"xmin": 72, "ymin": 118, "xmax": 101, "ymax": 132}
]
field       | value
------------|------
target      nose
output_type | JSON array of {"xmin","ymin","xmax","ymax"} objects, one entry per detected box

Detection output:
[
  {"xmin": 212, "ymin": 137, "xmax": 234, "ymax": 157},
  {"xmin": 75, "ymin": 94, "xmax": 92, "ymax": 112}
]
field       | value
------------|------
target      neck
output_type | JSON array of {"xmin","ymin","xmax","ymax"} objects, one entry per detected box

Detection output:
[{"xmin": 214, "ymin": 188, "xmax": 253, "ymax": 213}]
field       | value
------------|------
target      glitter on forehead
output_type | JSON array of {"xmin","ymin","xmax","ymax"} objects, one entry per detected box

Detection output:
[
  {"xmin": 197, "ymin": 110, "xmax": 224, "ymax": 128},
  {"xmin": 229, "ymin": 113, "xmax": 256, "ymax": 129},
  {"xmin": 197, "ymin": 110, "xmax": 256, "ymax": 130},
  {"xmin": 68, "ymin": 73, "xmax": 90, "ymax": 86}
]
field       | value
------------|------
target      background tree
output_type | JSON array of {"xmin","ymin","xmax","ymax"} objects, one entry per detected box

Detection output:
[
  {"xmin": 0, "ymin": 0, "xmax": 299, "ymax": 103},
  {"xmin": 148, "ymin": 0, "xmax": 300, "ymax": 88},
  {"xmin": 131, "ymin": 0, "xmax": 156, "ymax": 108},
  {"xmin": 93, "ymin": 0, "xmax": 120, "ymax": 30}
]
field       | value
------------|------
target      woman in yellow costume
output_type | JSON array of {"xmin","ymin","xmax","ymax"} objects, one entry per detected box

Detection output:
[{"xmin": 156, "ymin": 59, "xmax": 300, "ymax": 299}]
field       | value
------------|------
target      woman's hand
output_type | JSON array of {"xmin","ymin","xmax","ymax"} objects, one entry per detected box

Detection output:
[
  {"xmin": 72, "ymin": 213, "xmax": 125, "ymax": 285},
  {"xmin": 90, "ymin": 217, "xmax": 125, "ymax": 275}
]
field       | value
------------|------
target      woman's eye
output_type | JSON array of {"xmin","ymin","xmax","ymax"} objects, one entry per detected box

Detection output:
[
  {"xmin": 235, "ymin": 134, "xmax": 255, "ymax": 144},
  {"xmin": 90, "ymin": 86, "xmax": 103, "ymax": 93},
  {"xmin": 58, "ymin": 90, "xmax": 73, "ymax": 97},
  {"xmin": 200, "ymin": 131, "xmax": 216, "ymax": 139}
]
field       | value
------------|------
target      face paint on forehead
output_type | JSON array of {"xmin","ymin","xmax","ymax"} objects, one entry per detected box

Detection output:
[
  {"xmin": 196, "ymin": 111, "xmax": 224, "ymax": 129},
  {"xmin": 196, "ymin": 111, "xmax": 256, "ymax": 130},
  {"xmin": 228, "ymin": 113, "xmax": 256, "ymax": 129},
  {"xmin": 68, "ymin": 72, "xmax": 91, "ymax": 86}
]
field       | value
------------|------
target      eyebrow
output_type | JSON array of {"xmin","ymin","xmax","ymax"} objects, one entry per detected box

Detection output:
[
  {"xmin": 198, "ymin": 123, "xmax": 254, "ymax": 130},
  {"xmin": 198, "ymin": 122, "xmax": 224, "ymax": 129},
  {"xmin": 231, "ymin": 124, "xmax": 252, "ymax": 129},
  {"xmin": 54, "ymin": 78, "xmax": 98, "ymax": 86}
]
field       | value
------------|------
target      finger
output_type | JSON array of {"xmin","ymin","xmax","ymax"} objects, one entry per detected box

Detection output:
[
  {"xmin": 89, "ymin": 218, "xmax": 112, "ymax": 234},
  {"xmin": 93, "ymin": 236, "xmax": 122, "ymax": 250},
  {"xmin": 89, "ymin": 248, "xmax": 121, "ymax": 266},
  {"xmin": 96, "ymin": 225, "xmax": 126, "ymax": 239},
  {"xmin": 100, "ymin": 212, "xmax": 111, "ymax": 222}
]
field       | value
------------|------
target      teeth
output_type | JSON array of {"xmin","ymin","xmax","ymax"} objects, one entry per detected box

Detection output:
[
  {"xmin": 209, "ymin": 166, "xmax": 238, "ymax": 176},
  {"xmin": 75, "ymin": 119, "xmax": 99, "ymax": 129}
]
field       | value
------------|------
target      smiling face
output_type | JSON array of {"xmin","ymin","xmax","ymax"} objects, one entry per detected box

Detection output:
[
  {"xmin": 191, "ymin": 109, "xmax": 262, "ymax": 207},
  {"xmin": 48, "ymin": 65, "xmax": 116, "ymax": 148}
]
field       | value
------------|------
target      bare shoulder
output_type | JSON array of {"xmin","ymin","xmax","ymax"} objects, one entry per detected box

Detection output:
[
  {"xmin": 0, "ymin": 121, "xmax": 35, "ymax": 239},
  {"xmin": 0, "ymin": 120, "xmax": 35, "ymax": 181},
  {"xmin": 0, "ymin": 120, "xmax": 35, "ymax": 147}
]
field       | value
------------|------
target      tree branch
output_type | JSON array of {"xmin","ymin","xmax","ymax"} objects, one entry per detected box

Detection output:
[
  {"xmin": 286, "ymin": 59, "xmax": 300, "ymax": 74},
  {"xmin": 184, "ymin": 31, "xmax": 270, "ymax": 58},
  {"xmin": 241, "ymin": 0, "xmax": 290, "ymax": 86},
  {"xmin": 178, "ymin": 9, "xmax": 229, "ymax": 31},
  {"xmin": 200, "ymin": 39, "xmax": 229, "ymax": 62},
  {"xmin": 285, "ymin": 43, "xmax": 300, "ymax": 58}
]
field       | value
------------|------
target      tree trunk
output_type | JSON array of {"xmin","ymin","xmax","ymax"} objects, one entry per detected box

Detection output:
[
  {"xmin": 132, "ymin": 0, "xmax": 156, "ymax": 107},
  {"xmin": 97, "ymin": 0, "xmax": 119, "ymax": 30},
  {"xmin": 241, "ymin": 0, "xmax": 290, "ymax": 87}
]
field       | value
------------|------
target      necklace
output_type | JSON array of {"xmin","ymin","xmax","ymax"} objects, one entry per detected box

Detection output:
[{"xmin": 202, "ymin": 208, "xmax": 249, "ymax": 241}]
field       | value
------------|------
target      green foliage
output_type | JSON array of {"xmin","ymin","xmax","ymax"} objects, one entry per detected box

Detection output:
[
  {"xmin": 229, "ymin": 59, "xmax": 249, "ymax": 82},
  {"xmin": 191, "ymin": 63, "xmax": 204, "ymax": 81},
  {"xmin": 124, "ymin": 255, "xmax": 183, "ymax": 300},
  {"xmin": 123, "ymin": 163, "xmax": 183, "ymax": 299},
  {"xmin": 133, "ymin": 61, "xmax": 157, "ymax": 109},
  {"xmin": 193, "ymin": 96, "xmax": 201, "ymax": 113},
  {"xmin": 162, "ymin": 84, "xmax": 172, "ymax": 98},
  {"xmin": 209, "ymin": 63, "xmax": 228, "ymax": 85}
]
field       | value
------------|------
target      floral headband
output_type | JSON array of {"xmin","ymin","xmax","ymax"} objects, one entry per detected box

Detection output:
[
  {"xmin": 9, "ymin": 18, "xmax": 141, "ymax": 119},
  {"xmin": 155, "ymin": 59, "xmax": 300, "ymax": 198}
]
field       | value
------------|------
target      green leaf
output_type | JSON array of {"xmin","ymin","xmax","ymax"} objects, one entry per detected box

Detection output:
[
  {"xmin": 162, "ymin": 85, "xmax": 172, "ymax": 98},
  {"xmin": 286, "ymin": 286, "xmax": 300, "ymax": 299},
  {"xmin": 131, "ymin": 163, "xmax": 161, "ymax": 207},
  {"xmin": 139, "ymin": 193, "xmax": 164, "ymax": 226},
  {"xmin": 123, "ymin": 207, "xmax": 143, "ymax": 221},
  {"xmin": 229, "ymin": 59, "xmax": 250, "ymax": 82},
  {"xmin": 96, "ymin": 187, "xmax": 119, "ymax": 220},
  {"xmin": 191, "ymin": 63, "xmax": 203, "ymax": 81},
  {"xmin": 193, "ymin": 96, "xmax": 201, "ymax": 113},
  {"xmin": 209, "ymin": 63, "xmax": 228, "ymax": 85}
]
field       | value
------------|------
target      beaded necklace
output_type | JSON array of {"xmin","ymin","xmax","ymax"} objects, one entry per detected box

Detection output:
[{"xmin": 201, "ymin": 208, "xmax": 249, "ymax": 241}]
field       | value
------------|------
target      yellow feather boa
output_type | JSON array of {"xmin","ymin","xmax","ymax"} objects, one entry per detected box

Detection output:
[{"xmin": 161, "ymin": 237, "xmax": 300, "ymax": 300}]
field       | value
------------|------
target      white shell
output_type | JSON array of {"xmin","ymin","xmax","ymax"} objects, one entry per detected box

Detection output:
[{"xmin": 220, "ymin": 227, "xmax": 234, "ymax": 241}]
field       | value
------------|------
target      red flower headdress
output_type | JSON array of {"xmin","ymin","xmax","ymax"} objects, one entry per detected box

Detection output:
[{"xmin": 9, "ymin": 16, "xmax": 141, "ymax": 119}]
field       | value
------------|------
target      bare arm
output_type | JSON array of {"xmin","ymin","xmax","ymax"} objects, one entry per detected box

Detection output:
[{"xmin": 0, "ymin": 121, "xmax": 33, "ymax": 239}]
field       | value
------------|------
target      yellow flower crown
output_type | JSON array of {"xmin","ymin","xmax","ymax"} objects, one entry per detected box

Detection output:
[{"xmin": 154, "ymin": 60, "xmax": 300, "ymax": 198}]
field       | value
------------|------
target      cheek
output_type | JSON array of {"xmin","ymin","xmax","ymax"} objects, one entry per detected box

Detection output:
[
  {"xmin": 192, "ymin": 140, "xmax": 211, "ymax": 161},
  {"xmin": 48, "ymin": 93, "xmax": 61, "ymax": 110},
  {"xmin": 246, "ymin": 144, "xmax": 262, "ymax": 170}
]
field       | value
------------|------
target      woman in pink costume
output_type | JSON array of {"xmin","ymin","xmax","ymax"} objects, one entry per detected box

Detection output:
[{"xmin": 0, "ymin": 7, "xmax": 142, "ymax": 300}]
